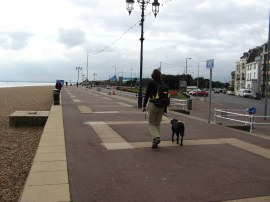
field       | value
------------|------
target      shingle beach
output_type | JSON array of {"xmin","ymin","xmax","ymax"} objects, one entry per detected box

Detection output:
[{"xmin": 0, "ymin": 86, "xmax": 53, "ymax": 202}]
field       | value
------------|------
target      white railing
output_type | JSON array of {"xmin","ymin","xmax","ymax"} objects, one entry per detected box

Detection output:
[
  {"xmin": 214, "ymin": 108, "xmax": 270, "ymax": 133},
  {"xmin": 116, "ymin": 90, "xmax": 137, "ymax": 98}
]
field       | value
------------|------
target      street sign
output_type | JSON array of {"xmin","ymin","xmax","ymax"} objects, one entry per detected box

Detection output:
[
  {"xmin": 179, "ymin": 80, "xmax": 187, "ymax": 87},
  {"xmin": 206, "ymin": 59, "xmax": 214, "ymax": 69}
]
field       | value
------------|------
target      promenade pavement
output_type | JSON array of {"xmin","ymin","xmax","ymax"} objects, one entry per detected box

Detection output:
[{"xmin": 20, "ymin": 86, "xmax": 270, "ymax": 202}]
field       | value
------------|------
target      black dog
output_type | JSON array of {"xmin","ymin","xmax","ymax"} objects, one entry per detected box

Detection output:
[{"xmin": 170, "ymin": 119, "xmax": 185, "ymax": 146}]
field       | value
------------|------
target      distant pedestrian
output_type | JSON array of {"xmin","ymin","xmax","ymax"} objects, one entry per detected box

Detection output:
[
  {"xmin": 65, "ymin": 81, "xmax": 68, "ymax": 86},
  {"xmin": 142, "ymin": 69, "xmax": 166, "ymax": 149}
]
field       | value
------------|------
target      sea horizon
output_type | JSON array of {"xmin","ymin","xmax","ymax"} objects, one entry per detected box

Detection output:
[{"xmin": 0, "ymin": 81, "xmax": 55, "ymax": 88}]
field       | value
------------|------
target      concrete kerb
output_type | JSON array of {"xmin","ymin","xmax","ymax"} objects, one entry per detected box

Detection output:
[{"xmin": 19, "ymin": 94, "xmax": 71, "ymax": 202}]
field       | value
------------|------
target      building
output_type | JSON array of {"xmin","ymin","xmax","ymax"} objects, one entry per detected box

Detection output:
[
  {"xmin": 260, "ymin": 43, "xmax": 270, "ymax": 98},
  {"xmin": 235, "ymin": 52, "xmax": 248, "ymax": 95},
  {"xmin": 234, "ymin": 43, "xmax": 270, "ymax": 97},
  {"xmin": 245, "ymin": 47, "xmax": 261, "ymax": 92},
  {"xmin": 230, "ymin": 71, "xmax": 235, "ymax": 90}
]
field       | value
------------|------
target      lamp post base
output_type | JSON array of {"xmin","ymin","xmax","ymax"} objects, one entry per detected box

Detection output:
[{"xmin": 137, "ymin": 93, "xmax": 143, "ymax": 108}]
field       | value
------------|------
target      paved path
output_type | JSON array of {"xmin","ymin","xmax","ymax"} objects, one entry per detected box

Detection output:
[
  {"xmin": 62, "ymin": 86, "xmax": 270, "ymax": 202},
  {"xmin": 19, "ymin": 86, "xmax": 270, "ymax": 202}
]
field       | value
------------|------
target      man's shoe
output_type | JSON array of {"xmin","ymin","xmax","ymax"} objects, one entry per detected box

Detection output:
[{"xmin": 152, "ymin": 137, "xmax": 160, "ymax": 149}]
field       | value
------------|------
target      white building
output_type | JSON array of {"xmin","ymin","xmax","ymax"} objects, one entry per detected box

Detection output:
[
  {"xmin": 235, "ymin": 47, "xmax": 261, "ymax": 95},
  {"xmin": 235, "ymin": 53, "xmax": 248, "ymax": 95},
  {"xmin": 245, "ymin": 61, "xmax": 259, "ymax": 91},
  {"xmin": 245, "ymin": 47, "xmax": 261, "ymax": 92},
  {"xmin": 233, "ymin": 43, "xmax": 270, "ymax": 98}
]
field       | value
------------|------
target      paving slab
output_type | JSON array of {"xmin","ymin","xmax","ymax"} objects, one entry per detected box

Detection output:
[{"xmin": 20, "ymin": 184, "xmax": 70, "ymax": 202}]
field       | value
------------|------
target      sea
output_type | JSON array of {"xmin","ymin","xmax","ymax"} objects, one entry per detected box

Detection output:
[{"xmin": 0, "ymin": 81, "xmax": 55, "ymax": 88}]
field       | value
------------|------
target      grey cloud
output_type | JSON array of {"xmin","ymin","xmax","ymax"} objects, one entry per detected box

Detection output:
[
  {"xmin": 58, "ymin": 29, "xmax": 87, "ymax": 47},
  {"xmin": 0, "ymin": 31, "xmax": 33, "ymax": 50}
]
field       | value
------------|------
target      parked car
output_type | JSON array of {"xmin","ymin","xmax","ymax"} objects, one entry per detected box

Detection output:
[
  {"xmin": 214, "ymin": 89, "xmax": 220, "ymax": 94},
  {"xmin": 227, "ymin": 91, "xmax": 235, "ymax": 95},
  {"xmin": 249, "ymin": 92, "xmax": 260, "ymax": 100},
  {"xmin": 239, "ymin": 89, "xmax": 252, "ymax": 98},
  {"xmin": 190, "ymin": 90, "xmax": 208, "ymax": 97},
  {"xmin": 189, "ymin": 90, "xmax": 198, "ymax": 95}
]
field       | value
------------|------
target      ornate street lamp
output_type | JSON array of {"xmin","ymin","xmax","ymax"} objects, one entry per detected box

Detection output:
[
  {"xmin": 125, "ymin": 0, "xmax": 160, "ymax": 108},
  {"xmin": 76, "ymin": 66, "xmax": 82, "ymax": 86},
  {"xmin": 185, "ymin": 57, "xmax": 192, "ymax": 75},
  {"xmin": 93, "ymin": 73, "xmax": 97, "ymax": 81},
  {"xmin": 86, "ymin": 53, "xmax": 89, "ymax": 82}
]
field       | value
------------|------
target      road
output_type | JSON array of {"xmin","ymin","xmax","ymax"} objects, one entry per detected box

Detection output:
[{"xmin": 190, "ymin": 93, "xmax": 269, "ymax": 117}]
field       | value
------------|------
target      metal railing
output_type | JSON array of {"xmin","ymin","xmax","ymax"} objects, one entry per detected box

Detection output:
[
  {"xmin": 96, "ymin": 87, "xmax": 189, "ymax": 110},
  {"xmin": 214, "ymin": 108, "xmax": 270, "ymax": 133}
]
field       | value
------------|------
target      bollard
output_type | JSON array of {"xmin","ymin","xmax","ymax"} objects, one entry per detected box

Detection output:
[
  {"xmin": 186, "ymin": 99, "xmax": 192, "ymax": 110},
  {"xmin": 53, "ymin": 89, "xmax": 60, "ymax": 105}
]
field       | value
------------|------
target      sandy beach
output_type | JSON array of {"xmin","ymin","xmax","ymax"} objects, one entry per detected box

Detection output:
[{"xmin": 0, "ymin": 86, "xmax": 54, "ymax": 202}]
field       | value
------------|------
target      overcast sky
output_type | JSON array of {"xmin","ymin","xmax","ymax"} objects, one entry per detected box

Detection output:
[{"xmin": 0, "ymin": 0, "xmax": 269, "ymax": 83}]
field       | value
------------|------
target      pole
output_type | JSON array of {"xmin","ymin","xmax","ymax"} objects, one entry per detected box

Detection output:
[
  {"xmin": 138, "ymin": 0, "xmax": 145, "ymax": 108},
  {"xmin": 208, "ymin": 68, "xmax": 213, "ymax": 123},
  {"xmin": 86, "ymin": 53, "xmax": 89, "ymax": 82},
  {"xmin": 131, "ymin": 68, "xmax": 133, "ymax": 92},
  {"xmin": 77, "ymin": 69, "xmax": 79, "ymax": 83},
  {"xmin": 114, "ymin": 66, "xmax": 116, "ymax": 76},
  {"xmin": 197, "ymin": 63, "xmax": 199, "ymax": 89},
  {"xmin": 264, "ymin": 10, "xmax": 270, "ymax": 119},
  {"xmin": 196, "ymin": 63, "xmax": 199, "ymax": 98},
  {"xmin": 185, "ymin": 58, "xmax": 187, "ymax": 75}
]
